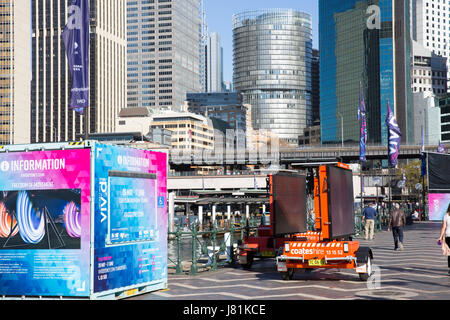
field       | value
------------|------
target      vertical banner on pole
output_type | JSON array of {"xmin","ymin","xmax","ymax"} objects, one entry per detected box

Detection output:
[
  {"xmin": 62, "ymin": 0, "xmax": 90, "ymax": 114},
  {"xmin": 386, "ymin": 101, "xmax": 402, "ymax": 168},
  {"xmin": 358, "ymin": 84, "xmax": 367, "ymax": 212},
  {"xmin": 358, "ymin": 84, "xmax": 367, "ymax": 163}
]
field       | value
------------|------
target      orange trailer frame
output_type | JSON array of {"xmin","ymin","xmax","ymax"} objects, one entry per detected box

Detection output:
[{"xmin": 276, "ymin": 163, "xmax": 374, "ymax": 281}]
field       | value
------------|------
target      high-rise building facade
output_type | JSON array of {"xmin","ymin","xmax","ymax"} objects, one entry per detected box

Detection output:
[
  {"xmin": 31, "ymin": 0, "xmax": 126, "ymax": 143},
  {"xmin": 0, "ymin": 1, "xmax": 31, "ymax": 145},
  {"xmin": 233, "ymin": 9, "xmax": 313, "ymax": 145},
  {"xmin": 320, "ymin": 0, "xmax": 413, "ymax": 145},
  {"xmin": 206, "ymin": 32, "xmax": 223, "ymax": 92},
  {"xmin": 126, "ymin": 0, "xmax": 202, "ymax": 112},
  {"xmin": 412, "ymin": 0, "xmax": 450, "ymax": 90},
  {"xmin": 412, "ymin": 41, "xmax": 447, "ymax": 94},
  {"xmin": 311, "ymin": 49, "xmax": 320, "ymax": 124}
]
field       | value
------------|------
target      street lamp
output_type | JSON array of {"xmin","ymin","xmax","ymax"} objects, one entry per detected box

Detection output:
[{"xmin": 336, "ymin": 111, "xmax": 344, "ymax": 148}]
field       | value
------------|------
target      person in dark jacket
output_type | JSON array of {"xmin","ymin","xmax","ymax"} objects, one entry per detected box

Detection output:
[{"xmin": 387, "ymin": 203, "xmax": 406, "ymax": 251}]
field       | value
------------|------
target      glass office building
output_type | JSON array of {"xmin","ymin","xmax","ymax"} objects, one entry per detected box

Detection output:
[
  {"xmin": 126, "ymin": 0, "xmax": 202, "ymax": 112},
  {"xmin": 233, "ymin": 9, "xmax": 313, "ymax": 145},
  {"xmin": 319, "ymin": 0, "xmax": 413, "ymax": 145}
]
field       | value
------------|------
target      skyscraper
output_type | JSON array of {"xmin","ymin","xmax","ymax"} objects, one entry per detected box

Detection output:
[
  {"xmin": 126, "ymin": 0, "xmax": 202, "ymax": 112},
  {"xmin": 311, "ymin": 49, "xmax": 320, "ymax": 124},
  {"xmin": 206, "ymin": 32, "xmax": 223, "ymax": 92},
  {"xmin": 0, "ymin": 1, "xmax": 31, "ymax": 145},
  {"xmin": 412, "ymin": 0, "xmax": 450, "ymax": 90},
  {"xmin": 319, "ymin": 0, "xmax": 413, "ymax": 145},
  {"xmin": 31, "ymin": 0, "xmax": 127, "ymax": 143},
  {"xmin": 233, "ymin": 9, "xmax": 313, "ymax": 145}
]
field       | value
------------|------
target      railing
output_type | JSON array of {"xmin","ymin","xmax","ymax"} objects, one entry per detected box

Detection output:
[{"xmin": 167, "ymin": 217, "xmax": 261, "ymax": 276}]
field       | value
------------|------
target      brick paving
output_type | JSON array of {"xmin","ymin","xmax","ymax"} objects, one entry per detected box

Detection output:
[{"xmin": 130, "ymin": 221, "xmax": 450, "ymax": 300}]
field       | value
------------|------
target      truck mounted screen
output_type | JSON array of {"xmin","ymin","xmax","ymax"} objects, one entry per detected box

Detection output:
[
  {"xmin": 272, "ymin": 173, "xmax": 307, "ymax": 236},
  {"xmin": 327, "ymin": 166, "xmax": 355, "ymax": 239}
]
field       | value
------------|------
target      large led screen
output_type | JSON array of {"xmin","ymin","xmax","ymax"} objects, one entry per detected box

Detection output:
[
  {"xmin": 327, "ymin": 166, "xmax": 355, "ymax": 239},
  {"xmin": 272, "ymin": 173, "xmax": 307, "ymax": 236},
  {"xmin": 107, "ymin": 171, "xmax": 157, "ymax": 244}
]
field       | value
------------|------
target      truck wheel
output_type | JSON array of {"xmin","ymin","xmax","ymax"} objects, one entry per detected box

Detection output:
[
  {"xmin": 281, "ymin": 268, "xmax": 294, "ymax": 280},
  {"xmin": 359, "ymin": 256, "xmax": 373, "ymax": 281}
]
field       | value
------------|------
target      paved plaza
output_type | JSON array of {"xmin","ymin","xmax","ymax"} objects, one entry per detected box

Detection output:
[{"xmin": 130, "ymin": 221, "xmax": 450, "ymax": 300}]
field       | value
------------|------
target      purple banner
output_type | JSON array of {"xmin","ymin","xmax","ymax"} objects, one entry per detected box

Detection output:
[
  {"xmin": 438, "ymin": 141, "xmax": 447, "ymax": 154},
  {"xmin": 385, "ymin": 101, "xmax": 401, "ymax": 167},
  {"xmin": 358, "ymin": 85, "xmax": 367, "ymax": 163},
  {"xmin": 62, "ymin": 0, "xmax": 90, "ymax": 114}
]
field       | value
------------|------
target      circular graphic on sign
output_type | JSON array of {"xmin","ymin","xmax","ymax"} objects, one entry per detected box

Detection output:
[
  {"xmin": 16, "ymin": 191, "xmax": 45, "ymax": 244},
  {"xmin": 0, "ymin": 202, "xmax": 18, "ymax": 238},
  {"xmin": 117, "ymin": 155, "xmax": 123, "ymax": 165},
  {"xmin": 64, "ymin": 201, "xmax": 81, "ymax": 238}
]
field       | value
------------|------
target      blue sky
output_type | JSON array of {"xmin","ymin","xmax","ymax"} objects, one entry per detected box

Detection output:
[{"xmin": 205, "ymin": 0, "xmax": 319, "ymax": 83}]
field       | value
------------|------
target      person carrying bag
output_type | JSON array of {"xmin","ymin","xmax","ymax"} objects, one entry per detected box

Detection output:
[{"xmin": 437, "ymin": 204, "xmax": 450, "ymax": 276}]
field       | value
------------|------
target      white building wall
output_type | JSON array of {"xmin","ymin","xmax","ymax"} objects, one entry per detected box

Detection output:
[
  {"xmin": 207, "ymin": 32, "xmax": 223, "ymax": 92},
  {"xmin": 412, "ymin": 0, "xmax": 450, "ymax": 90}
]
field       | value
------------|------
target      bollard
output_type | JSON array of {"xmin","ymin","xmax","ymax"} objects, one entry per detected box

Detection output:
[
  {"xmin": 240, "ymin": 216, "xmax": 245, "ymax": 241},
  {"xmin": 228, "ymin": 223, "xmax": 235, "ymax": 264},
  {"xmin": 175, "ymin": 224, "xmax": 183, "ymax": 275},
  {"xmin": 190, "ymin": 222, "xmax": 198, "ymax": 276},
  {"xmin": 211, "ymin": 221, "xmax": 218, "ymax": 271}
]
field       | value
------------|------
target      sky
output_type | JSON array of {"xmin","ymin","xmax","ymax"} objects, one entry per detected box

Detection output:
[{"xmin": 204, "ymin": 0, "xmax": 319, "ymax": 83}]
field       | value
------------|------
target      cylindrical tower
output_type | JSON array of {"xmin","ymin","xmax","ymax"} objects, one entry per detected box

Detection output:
[{"xmin": 233, "ymin": 9, "xmax": 313, "ymax": 145}]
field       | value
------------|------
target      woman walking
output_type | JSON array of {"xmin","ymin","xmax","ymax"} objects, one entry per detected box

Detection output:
[{"xmin": 438, "ymin": 204, "xmax": 450, "ymax": 275}]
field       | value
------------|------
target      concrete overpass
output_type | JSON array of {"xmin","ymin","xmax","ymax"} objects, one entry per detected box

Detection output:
[{"xmin": 168, "ymin": 144, "xmax": 444, "ymax": 166}]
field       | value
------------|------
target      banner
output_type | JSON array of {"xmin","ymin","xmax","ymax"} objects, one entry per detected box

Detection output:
[
  {"xmin": 421, "ymin": 153, "xmax": 427, "ymax": 177},
  {"xmin": 358, "ymin": 84, "xmax": 367, "ymax": 163},
  {"xmin": 385, "ymin": 101, "xmax": 401, "ymax": 167},
  {"xmin": 438, "ymin": 141, "xmax": 447, "ymax": 154},
  {"xmin": 93, "ymin": 144, "xmax": 167, "ymax": 293},
  {"xmin": 428, "ymin": 193, "xmax": 450, "ymax": 221},
  {"xmin": 0, "ymin": 149, "xmax": 91, "ymax": 297},
  {"xmin": 62, "ymin": 0, "xmax": 90, "ymax": 114}
]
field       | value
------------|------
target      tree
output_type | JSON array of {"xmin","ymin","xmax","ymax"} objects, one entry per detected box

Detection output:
[{"xmin": 396, "ymin": 160, "xmax": 427, "ymax": 197}]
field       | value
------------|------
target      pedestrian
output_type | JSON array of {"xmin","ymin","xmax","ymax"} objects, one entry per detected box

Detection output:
[
  {"xmin": 362, "ymin": 202, "xmax": 377, "ymax": 240},
  {"xmin": 387, "ymin": 203, "xmax": 406, "ymax": 251},
  {"xmin": 437, "ymin": 204, "xmax": 450, "ymax": 275}
]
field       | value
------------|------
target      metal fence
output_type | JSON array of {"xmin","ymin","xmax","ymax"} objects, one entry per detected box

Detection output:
[{"xmin": 167, "ymin": 217, "xmax": 261, "ymax": 276}]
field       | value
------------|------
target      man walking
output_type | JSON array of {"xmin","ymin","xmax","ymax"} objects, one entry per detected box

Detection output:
[
  {"xmin": 387, "ymin": 203, "xmax": 406, "ymax": 251},
  {"xmin": 362, "ymin": 202, "xmax": 377, "ymax": 240}
]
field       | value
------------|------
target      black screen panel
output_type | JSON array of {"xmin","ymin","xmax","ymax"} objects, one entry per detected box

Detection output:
[
  {"xmin": 327, "ymin": 166, "xmax": 355, "ymax": 239},
  {"xmin": 273, "ymin": 173, "xmax": 307, "ymax": 236},
  {"xmin": 428, "ymin": 152, "xmax": 450, "ymax": 193}
]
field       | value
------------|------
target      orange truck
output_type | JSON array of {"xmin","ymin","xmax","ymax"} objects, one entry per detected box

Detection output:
[{"xmin": 276, "ymin": 163, "xmax": 373, "ymax": 281}]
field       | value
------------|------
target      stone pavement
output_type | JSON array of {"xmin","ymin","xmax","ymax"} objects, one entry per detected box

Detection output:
[{"xmin": 130, "ymin": 221, "xmax": 450, "ymax": 300}]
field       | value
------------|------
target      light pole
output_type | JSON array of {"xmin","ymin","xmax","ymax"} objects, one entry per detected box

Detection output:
[{"xmin": 337, "ymin": 111, "xmax": 344, "ymax": 148}]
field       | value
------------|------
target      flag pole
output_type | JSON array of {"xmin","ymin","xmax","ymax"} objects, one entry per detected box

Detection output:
[
  {"xmin": 359, "ymin": 81, "xmax": 365, "ymax": 215},
  {"xmin": 387, "ymin": 99, "xmax": 391, "ymax": 217},
  {"xmin": 84, "ymin": 107, "xmax": 89, "ymax": 141}
]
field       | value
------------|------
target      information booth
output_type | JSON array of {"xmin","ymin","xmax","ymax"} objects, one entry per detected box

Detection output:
[{"xmin": 0, "ymin": 141, "xmax": 167, "ymax": 299}]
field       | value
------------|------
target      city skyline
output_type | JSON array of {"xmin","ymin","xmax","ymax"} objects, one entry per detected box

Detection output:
[{"xmin": 205, "ymin": 0, "xmax": 319, "ymax": 83}]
